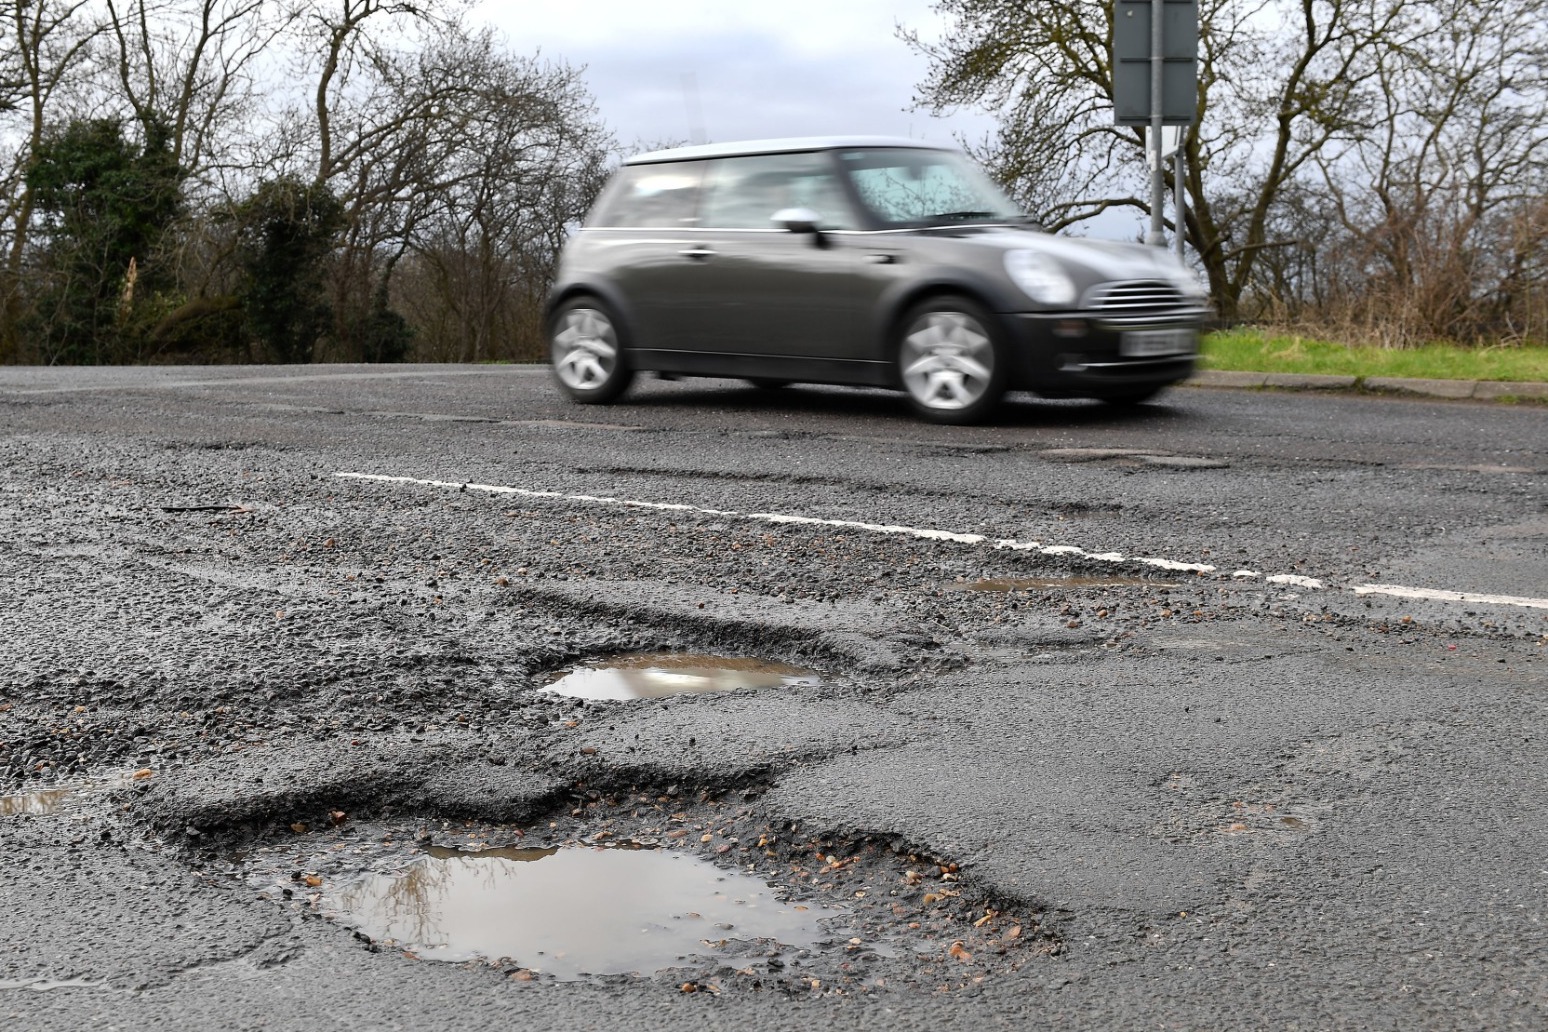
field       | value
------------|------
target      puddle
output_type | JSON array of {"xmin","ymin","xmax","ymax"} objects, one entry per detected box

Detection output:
[
  {"xmin": 543, "ymin": 653, "xmax": 821, "ymax": 701},
  {"xmin": 945, "ymin": 575, "xmax": 1167, "ymax": 593},
  {"xmin": 0, "ymin": 774, "xmax": 141, "ymax": 817},
  {"xmin": 426, "ymin": 844, "xmax": 560, "ymax": 862},
  {"xmin": 329, "ymin": 844, "xmax": 845, "ymax": 978},
  {"xmin": 0, "ymin": 787, "xmax": 77, "ymax": 816},
  {"xmin": 241, "ymin": 806, "xmax": 1055, "ymax": 993}
]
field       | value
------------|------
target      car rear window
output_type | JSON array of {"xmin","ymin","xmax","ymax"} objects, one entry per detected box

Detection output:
[{"xmin": 587, "ymin": 162, "xmax": 707, "ymax": 228}]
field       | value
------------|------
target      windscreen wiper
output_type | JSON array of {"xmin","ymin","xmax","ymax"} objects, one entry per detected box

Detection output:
[{"xmin": 928, "ymin": 210, "xmax": 996, "ymax": 221}]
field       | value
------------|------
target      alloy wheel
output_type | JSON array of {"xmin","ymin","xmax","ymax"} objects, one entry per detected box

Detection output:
[
  {"xmin": 552, "ymin": 308, "xmax": 619, "ymax": 391},
  {"xmin": 899, "ymin": 310, "xmax": 996, "ymax": 411}
]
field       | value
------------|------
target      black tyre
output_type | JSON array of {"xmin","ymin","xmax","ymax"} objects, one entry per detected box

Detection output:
[
  {"xmin": 549, "ymin": 297, "xmax": 635, "ymax": 404},
  {"xmin": 894, "ymin": 296, "xmax": 1008, "ymax": 424}
]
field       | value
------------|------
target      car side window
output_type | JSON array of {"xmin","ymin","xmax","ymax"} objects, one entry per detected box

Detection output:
[
  {"xmin": 587, "ymin": 162, "xmax": 706, "ymax": 228},
  {"xmin": 699, "ymin": 153, "xmax": 858, "ymax": 230}
]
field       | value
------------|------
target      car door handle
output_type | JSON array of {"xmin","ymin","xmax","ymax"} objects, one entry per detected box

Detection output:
[
  {"xmin": 679, "ymin": 247, "xmax": 716, "ymax": 261},
  {"xmin": 864, "ymin": 253, "xmax": 897, "ymax": 264}
]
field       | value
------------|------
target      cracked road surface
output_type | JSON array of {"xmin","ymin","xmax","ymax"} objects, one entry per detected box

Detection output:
[{"xmin": 2, "ymin": 366, "xmax": 1546, "ymax": 1030}]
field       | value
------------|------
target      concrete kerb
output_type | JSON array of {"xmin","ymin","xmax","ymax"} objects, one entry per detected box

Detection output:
[
  {"xmin": 1188, "ymin": 368, "xmax": 1548, "ymax": 403},
  {"xmin": 1362, "ymin": 376, "xmax": 1475, "ymax": 399},
  {"xmin": 1474, "ymin": 380, "xmax": 1548, "ymax": 401}
]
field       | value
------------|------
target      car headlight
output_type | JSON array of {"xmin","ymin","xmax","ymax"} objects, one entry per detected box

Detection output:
[{"xmin": 1004, "ymin": 250, "xmax": 1078, "ymax": 306}]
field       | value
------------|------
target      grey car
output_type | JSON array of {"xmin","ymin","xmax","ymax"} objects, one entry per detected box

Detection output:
[{"xmin": 547, "ymin": 137, "xmax": 1208, "ymax": 424}]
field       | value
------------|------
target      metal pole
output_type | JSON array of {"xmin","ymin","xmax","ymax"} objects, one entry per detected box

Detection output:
[
  {"xmin": 1174, "ymin": 147, "xmax": 1186, "ymax": 259},
  {"xmin": 1147, "ymin": 0, "xmax": 1166, "ymax": 247}
]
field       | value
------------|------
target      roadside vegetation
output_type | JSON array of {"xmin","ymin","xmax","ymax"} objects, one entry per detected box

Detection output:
[
  {"xmin": 0, "ymin": 0, "xmax": 610, "ymax": 367},
  {"xmin": 1204, "ymin": 328, "xmax": 1548, "ymax": 383},
  {"xmin": 3, "ymin": 1, "xmax": 1546, "ymax": 368}
]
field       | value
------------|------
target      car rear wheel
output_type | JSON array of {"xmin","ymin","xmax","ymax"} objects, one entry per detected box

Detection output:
[
  {"xmin": 895, "ymin": 296, "xmax": 1007, "ymax": 424},
  {"xmin": 550, "ymin": 297, "xmax": 634, "ymax": 404}
]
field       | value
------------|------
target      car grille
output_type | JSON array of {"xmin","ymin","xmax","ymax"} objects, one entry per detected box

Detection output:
[{"xmin": 1084, "ymin": 280, "xmax": 1186, "ymax": 312}]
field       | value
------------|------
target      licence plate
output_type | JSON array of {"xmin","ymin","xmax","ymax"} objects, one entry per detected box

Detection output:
[{"xmin": 1120, "ymin": 328, "xmax": 1197, "ymax": 357}]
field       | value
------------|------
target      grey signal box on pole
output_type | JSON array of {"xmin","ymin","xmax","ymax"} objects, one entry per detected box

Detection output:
[{"xmin": 1112, "ymin": 0, "xmax": 1199, "ymax": 125}]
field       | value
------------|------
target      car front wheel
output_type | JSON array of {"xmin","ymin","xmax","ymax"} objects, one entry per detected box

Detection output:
[
  {"xmin": 549, "ymin": 297, "xmax": 635, "ymax": 404},
  {"xmin": 895, "ymin": 296, "xmax": 1008, "ymax": 424}
]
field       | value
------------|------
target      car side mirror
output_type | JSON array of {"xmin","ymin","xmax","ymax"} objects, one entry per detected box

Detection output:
[{"xmin": 772, "ymin": 208, "xmax": 823, "ymax": 234}]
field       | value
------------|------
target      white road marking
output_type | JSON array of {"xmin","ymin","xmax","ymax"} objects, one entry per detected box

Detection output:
[
  {"xmin": 1266, "ymin": 575, "xmax": 1326, "ymax": 589},
  {"xmin": 1353, "ymin": 584, "xmax": 1548, "ymax": 611},
  {"xmin": 335, "ymin": 473, "xmax": 1548, "ymax": 612}
]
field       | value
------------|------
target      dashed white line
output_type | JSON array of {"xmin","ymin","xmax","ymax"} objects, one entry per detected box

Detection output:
[
  {"xmin": 334, "ymin": 472, "xmax": 1548, "ymax": 612},
  {"xmin": 1353, "ymin": 584, "xmax": 1548, "ymax": 611},
  {"xmin": 1266, "ymin": 574, "xmax": 1327, "ymax": 589}
]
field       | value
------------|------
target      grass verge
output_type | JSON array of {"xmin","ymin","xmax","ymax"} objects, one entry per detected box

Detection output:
[{"xmin": 1203, "ymin": 327, "xmax": 1548, "ymax": 382}]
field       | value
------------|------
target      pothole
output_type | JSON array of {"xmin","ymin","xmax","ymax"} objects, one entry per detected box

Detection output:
[
  {"xmin": 233, "ymin": 790, "xmax": 1058, "ymax": 994},
  {"xmin": 1040, "ymin": 448, "xmax": 1227, "ymax": 469},
  {"xmin": 328, "ymin": 842, "xmax": 844, "ymax": 979},
  {"xmin": 1, "ymin": 786, "xmax": 77, "ymax": 816},
  {"xmin": 0, "ymin": 773, "xmax": 141, "ymax": 816},
  {"xmin": 542, "ymin": 653, "xmax": 822, "ymax": 701}
]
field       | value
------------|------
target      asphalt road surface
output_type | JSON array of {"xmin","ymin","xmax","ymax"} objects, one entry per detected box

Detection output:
[{"xmin": 2, "ymin": 366, "xmax": 1545, "ymax": 1031}]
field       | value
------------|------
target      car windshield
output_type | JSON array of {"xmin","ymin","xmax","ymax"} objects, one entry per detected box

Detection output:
[{"xmin": 838, "ymin": 148, "xmax": 1022, "ymax": 228}]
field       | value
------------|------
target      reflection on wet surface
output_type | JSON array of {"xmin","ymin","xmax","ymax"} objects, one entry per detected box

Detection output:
[
  {"xmin": 332, "ymin": 845, "xmax": 844, "ymax": 978},
  {"xmin": 1, "ymin": 775, "xmax": 139, "ymax": 817},
  {"xmin": 946, "ymin": 575, "xmax": 1168, "ymax": 592},
  {"xmin": 425, "ymin": 844, "xmax": 559, "ymax": 862},
  {"xmin": 543, "ymin": 653, "xmax": 821, "ymax": 701},
  {"xmin": 0, "ymin": 788, "xmax": 75, "ymax": 816}
]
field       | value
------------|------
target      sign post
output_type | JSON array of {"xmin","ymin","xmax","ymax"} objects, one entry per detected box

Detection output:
[
  {"xmin": 1175, "ymin": 149, "xmax": 1186, "ymax": 260},
  {"xmin": 1112, "ymin": 0, "xmax": 1198, "ymax": 250}
]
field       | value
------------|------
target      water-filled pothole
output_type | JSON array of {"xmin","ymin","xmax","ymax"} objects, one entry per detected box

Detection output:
[
  {"xmin": 238, "ymin": 795, "xmax": 1058, "ymax": 993},
  {"xmin": 0, "ymin": 775, "xmax": 137, "ymax": 816},
  {"xmin": 543, "ymin": 653, "xmax": 821, "ymax": 701},
  {"xmin": 945, "ymin": 575, "xmax": 1169, "ymax": 593},
  {"xmin": 0, "ymin": 787, "xmax": 76, "ymax": 816},
  {"xmin": 329, "ymin": 843, "xmax": 845, "ymax": 979}
]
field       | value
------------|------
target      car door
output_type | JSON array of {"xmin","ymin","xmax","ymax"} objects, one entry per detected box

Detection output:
[{"xmin": 682, "ymin": 152, "xmax": 871, "ymax": 379}]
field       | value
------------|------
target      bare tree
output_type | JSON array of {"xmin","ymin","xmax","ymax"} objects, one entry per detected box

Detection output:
[
  {"xmin": 0, "ymin": 0, "xmax": 106, "ymax": 361},
  {"xmin": 0, "ymin": 1, "xmax": 614, "ymax": 365},
  {"xmin": 101, "ymin": 0, "xmax": 299, "ymax": 193},
  {"xmin": 304, "ymin": 0, "xmax": 468, "ymax": 186},
  {"xmin": 328, "ymin": 23, "xmax": 611, "ymax": 361},
  {"xmin": 906, "ymin": 1, "xmax": 1421, "ymax": 319},
  {"xmin": 1306, "ymin": 0, "xmax": 1548, "ymax": 342}
]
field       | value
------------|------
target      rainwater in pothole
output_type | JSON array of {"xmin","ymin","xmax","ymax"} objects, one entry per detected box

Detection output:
[
  {"xmin": 0, "ymin": 775, "xmax": 139, "ymax": 816},
  {"xmin": 543, "ymin": 653, "xmax": 821, "ymax": 701},
  {"xmin": 0, "ymin": 787, "xmax": 76, "ymax": 816},
  {"xmin": 946, "ymin": 575, "xmax": 1169, "ymax": 593},
  {"xmin": 327, "ymin": 843, "xmax": 845, "ymax": 979}
]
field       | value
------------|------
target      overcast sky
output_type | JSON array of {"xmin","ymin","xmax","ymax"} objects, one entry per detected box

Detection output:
[{"xmin": 474, "ymin": 0, "xmax": 997, "ymax": 152}]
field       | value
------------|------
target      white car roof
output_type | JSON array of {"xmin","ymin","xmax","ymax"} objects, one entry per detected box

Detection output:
[{"xmin": 625, "ymin": 136, "xmax": 959, "ymax": 165}]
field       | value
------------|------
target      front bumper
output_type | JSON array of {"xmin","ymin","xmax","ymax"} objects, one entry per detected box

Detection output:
[{"xmin": 1006, "ymin": 308, "xmax": 1207, "ymax": 398}]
